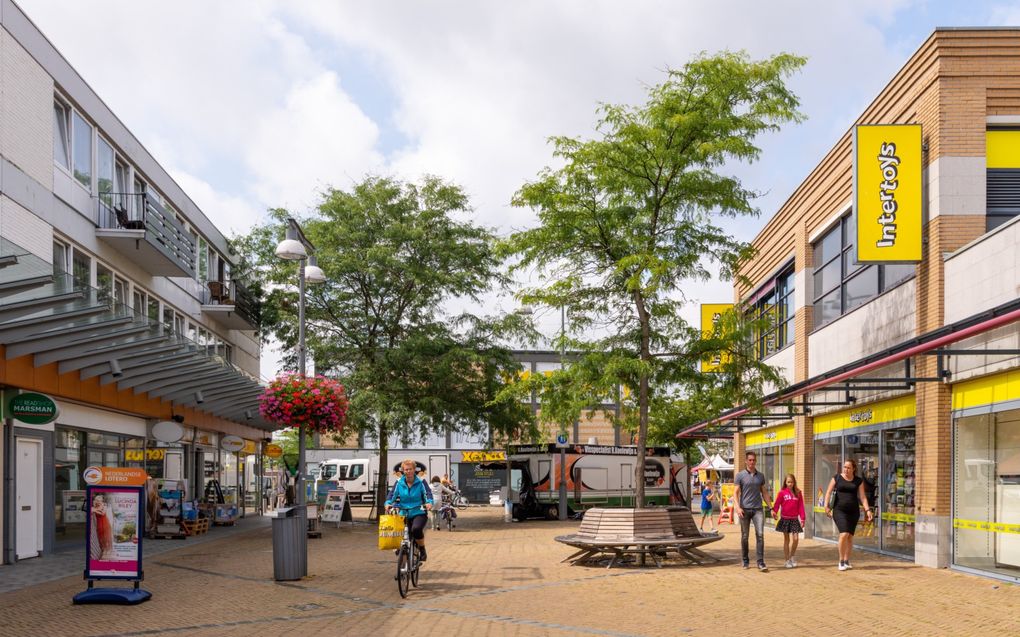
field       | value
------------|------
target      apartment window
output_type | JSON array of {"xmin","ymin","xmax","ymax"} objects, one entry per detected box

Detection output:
[
  {"xmin": 97, "ymin": 264, "xmax": 114, "ymax": 305},
  {"xmin": 812, "ymin": 213, "xmax": 914, "ymax": 328},
  {"xmin": 52, "ymin": 241, "xmax": 68, "ymax": 278},
  {"xmin": 72, "ymin": 250, "xmax": 91, "ymax": 291},
  {"xmin": 113, "ymin": 277, "xmax": 127, "ymax": 308},
  {"xmin": 747, "ymin": 264, "xmax": 795, "ymax": 359},
  {"xmin": 986, "ymin": 129, "xmax": 1020, "ymax": 231},
  {"xmin": 162, "ymin": 308, "xmax": 174, "ymax": 333},
  {"xmin": 132, "ymin": 289, "xmax": 146, "ymax": 318},
  {"xmin": 97, "ymin": 138, "xmax": 115, "ymax": 205},
  {"xmin": 223, "ymin": 344, "xmax": 233, "ymax": 363},
  {"xmin": 53, "ymin": 101, "xmax": 70, "ymax": 168},
  {"xmin": 71, "ymin": 111, "xmax": 93, "ymax": 189},
  {"xmin": 198, "ymin": 237, "xmax": 209, "ymax": 282},
  {"xmin": 147, "ymin": 298, "xmax": 160, "ymax": 324}
]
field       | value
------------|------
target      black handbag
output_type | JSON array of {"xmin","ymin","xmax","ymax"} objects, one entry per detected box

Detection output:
[{"xmin": 828, "ymin": 475, "xmax": 839, "ymax": 510}]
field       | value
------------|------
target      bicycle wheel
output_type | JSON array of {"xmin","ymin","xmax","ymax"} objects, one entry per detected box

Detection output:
[
  {"xmin": 455, "ymin": 495, "xmax": 468, "ymax": 510},
  {"xmin": 410, "ymin": 546, "xmax": 418, "ymax": 587},
  {"xmin": 396, "ymin": 548, "xmax": 411, "ymax": 598},
  {"xmin": 446, "ymin": 513, "xmax": 453, "ymax": 531}
]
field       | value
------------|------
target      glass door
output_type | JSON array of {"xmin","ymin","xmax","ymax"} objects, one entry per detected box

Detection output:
[
  {"xmin": 846, "ymin": 432, "xmax": 881, "ymax": 551},
  {"xmin": 882, "ymin": 427, "xmax": 916, "ymax": 557}
]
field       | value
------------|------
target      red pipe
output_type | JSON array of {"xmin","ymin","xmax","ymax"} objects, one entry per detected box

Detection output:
[{"xmin": 677, "ymin": 305, "xmax": 1020, "ymax": 437}]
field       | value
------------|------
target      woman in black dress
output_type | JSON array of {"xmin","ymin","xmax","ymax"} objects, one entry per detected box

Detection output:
[{"xmin": 823, "ymin": 458, "xmax": 874, "ymax": 571}]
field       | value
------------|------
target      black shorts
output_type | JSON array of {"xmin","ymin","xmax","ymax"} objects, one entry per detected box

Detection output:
[
  {"xmin": 407, "ymin": 514, "xmax": 429, "ymax": 540},
  {"xmin": 832, "ymin": 507, "xmax": 859, "ymax": 535}
]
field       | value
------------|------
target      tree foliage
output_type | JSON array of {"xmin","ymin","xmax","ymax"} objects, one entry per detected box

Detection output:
[
  {"xmin": 501, "ymin": 51, "xmax": 805, "ymax": 506},
  {"xmin": 236, "ymin": 176, "xmax": 537, "ymax": 517}
]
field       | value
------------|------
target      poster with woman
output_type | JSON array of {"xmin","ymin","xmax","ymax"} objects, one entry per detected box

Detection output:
[{"xmin": 86, "ymin": 487, "xmax": 142, "ymax": 578}]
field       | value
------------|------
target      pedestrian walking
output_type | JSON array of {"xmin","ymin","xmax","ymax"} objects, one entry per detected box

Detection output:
[
  {"xmin": 823, "ymin": 458, "xmax": 874, "ymax": 571},
  {"xmin": 699, "ymin": 481, "xmax": 716, "ymax": 531},
  {"xmin": 430, "ymin": 475, "xmax": 456, "ymax": 530},
  {"xmin": 771, "ymin": 473, "xmax": 806, "ymax": 568},
  {"xmin": 734, "ymin": 450, "xmax": 772, "ymax": 571}
]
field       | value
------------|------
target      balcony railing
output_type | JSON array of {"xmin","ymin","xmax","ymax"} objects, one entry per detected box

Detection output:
[
  {"xmin": 200, "ymin": 278, "xmax": 261, "ymax": 329},
  {"xmin": 96, "ymin": 192, "xmax": 197, "ymax": 278}
]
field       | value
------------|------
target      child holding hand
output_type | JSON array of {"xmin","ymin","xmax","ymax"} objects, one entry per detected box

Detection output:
[{"xmin": 772, "ymin": 473, "xmax": 806, "ymax": 568}]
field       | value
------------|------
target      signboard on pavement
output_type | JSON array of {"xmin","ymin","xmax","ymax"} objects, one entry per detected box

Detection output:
[{"xmin": 322, "ymin": 489, "xmax": 353, "ymax": 526}]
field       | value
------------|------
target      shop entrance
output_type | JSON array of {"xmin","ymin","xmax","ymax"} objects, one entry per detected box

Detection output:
[{"xmin": 16, "ymin": 437, "xmax": 43, "ymax": 560}]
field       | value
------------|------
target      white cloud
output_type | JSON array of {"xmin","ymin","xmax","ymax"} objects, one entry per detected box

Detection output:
[{"xmin": 245, "ymin": 71, "xmax": 384, "ymax": 211}]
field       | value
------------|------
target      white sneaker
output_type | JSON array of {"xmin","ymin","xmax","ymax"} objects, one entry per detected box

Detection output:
[
  {"xmin": 784, "ymin": 559, "xmax": 793, "ymax": 569},
  {"xmin": 838, "ymin": 561, "xmax": 848, "ymax": 571},
  {"xmin": 790, "ymin": 557, "xmax": 798, "ymax": 567},
  {"xmin": 845, "ymin": 561, "xmax": 853, "ymax": 570}
]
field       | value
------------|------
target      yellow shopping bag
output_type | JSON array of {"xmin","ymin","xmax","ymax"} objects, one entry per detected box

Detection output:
[{"xmin": 378, "ymin": 514, "xmax": 405, "ymax": 550}]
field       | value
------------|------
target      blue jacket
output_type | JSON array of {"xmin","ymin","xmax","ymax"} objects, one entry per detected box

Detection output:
[{"xmin": 385, "ymin": 476, "xmax": 434, "ymax": 519}]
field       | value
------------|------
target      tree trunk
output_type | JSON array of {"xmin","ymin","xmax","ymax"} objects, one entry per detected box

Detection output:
[
  {"xmin": 634, "ymin": 296, "xmax": 651, "ymax": 509},
  {"xmin": 373, "ymin": 420, "xmax": 389, "ymax": 521}
]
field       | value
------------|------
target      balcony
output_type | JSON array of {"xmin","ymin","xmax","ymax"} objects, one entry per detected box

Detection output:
[
  {"xmin": 95, "ymin": 193, "xmax": 197, "ymax": 278},
  {"xmin": 200, "ymin": 278, "xmax": 261, "ymax": 330}
]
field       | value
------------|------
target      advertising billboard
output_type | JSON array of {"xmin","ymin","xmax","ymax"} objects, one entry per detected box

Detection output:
[
  {"xmin": 85, "ymin": 486, "xmax": 143, "ymax": 579},
  {"xmin": 700, "ymin": 303, "xmax": 733, "ymax": 372},
  {"xmin": 854, "ymin": 124, "xmax": 923, "ymax": 263}
]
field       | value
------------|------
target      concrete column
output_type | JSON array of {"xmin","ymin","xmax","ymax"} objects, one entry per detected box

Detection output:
[{"xmin": 794, "ymin": 414, "xmax": 815, "ymax": 536}]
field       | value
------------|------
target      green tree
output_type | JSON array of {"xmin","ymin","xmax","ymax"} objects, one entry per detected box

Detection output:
[
  {"xmin": 502, "ymin": 52, "xmax": 804, "ymax": 507},
  {"xmin": 236, "ymin": 176, "xmax": 536, "ymax": 517}
]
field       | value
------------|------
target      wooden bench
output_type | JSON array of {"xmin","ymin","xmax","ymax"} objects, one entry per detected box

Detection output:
[{"xmin": 555, "ymin": 507, "xmax": 724, "ymax": 568}]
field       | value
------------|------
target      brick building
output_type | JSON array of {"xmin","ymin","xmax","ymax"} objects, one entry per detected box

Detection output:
[
  {"xmin": 1, "ymin": 0, "xmax": 270, "ymax": 563},
  {"xmin": 681, "ymin": 28, "xmax": 1020, "ymax": 582}
]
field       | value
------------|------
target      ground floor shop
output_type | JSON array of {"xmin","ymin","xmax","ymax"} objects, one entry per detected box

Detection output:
[
  {"xmin": 744, "ymin": 423, "xmax": 794, "ymax": 528},
  {"xmin": 952, "ymin": 370, "xmax": 1020, "ymax": 583},
  {"xmin": 4, "ymin": 394, "xmax": 266, "ymax": 563}
]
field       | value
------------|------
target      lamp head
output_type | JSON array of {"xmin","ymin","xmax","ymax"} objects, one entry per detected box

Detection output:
[
  {"xmin": 304, "ymin": 255, "xmax": 326, "ymax": 284},
  {"xmin": 195, "ymin": 390, "xmax": 205, "ymax": 405},
  {"xmin": 109, "ymin": 359, "xmax": 123, "ymax": 378}
]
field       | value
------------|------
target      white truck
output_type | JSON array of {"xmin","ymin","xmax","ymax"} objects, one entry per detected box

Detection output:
[
  {"xmin": 488, "ymin": 443, "xmax": 689, "ymax": 520},
  {"xmin": 312, "ymin": 452, "xmax": 451, "ymax": 504}
]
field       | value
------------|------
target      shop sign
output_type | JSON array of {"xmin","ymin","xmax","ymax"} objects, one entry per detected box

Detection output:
[
  {"xmin": 194, "ymin": 431, "xmax": 217, "ymax": 447},
  {"xmin": 264, "ymin": 443, "xmax": 283, "ymax": 458},
  {"xmin": 462, "ymin": 450, "xmax": 506, "ymax": 462},
  {"xmin": 700, "ymin": 304, "xmax": 733, "ymax": 372},
  {"xmin": 853, "ymin": 124, "xmax": 922, "ymax": 263},
  {"xmin": 151, "ymin": 420, "xmax": 184, "ymax": 443},
  {"xmin": 124, "ymin": 449, "xmax": 166, "ymax": 462},
  {"xmin": 241, "ymin": 439, "xmax": 257, "ymax": 454},
  {"xmin": 62, "ymin": 490, "xmax": 87, "ymax": 524},
  {"xmin": 83, "ymin": 466, "xmax": 149, "ymax": 486},
  {"xmin": 8, "ymin": 392, "xmax": 60, "ymax": 425},
  {"xmin": 220, "ymin": 435, "xmax": 245, "ymax": 452}
]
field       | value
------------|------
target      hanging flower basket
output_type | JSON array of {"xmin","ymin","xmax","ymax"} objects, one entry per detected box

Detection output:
[{"xmin": 259, "ymin": 373, "xmax": 349, "ymax": 434}]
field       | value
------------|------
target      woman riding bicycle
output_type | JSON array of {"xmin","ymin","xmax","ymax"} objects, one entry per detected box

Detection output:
[{"xmin": 385, "ymin": 459, "xmax": 434, "ymax": 561}]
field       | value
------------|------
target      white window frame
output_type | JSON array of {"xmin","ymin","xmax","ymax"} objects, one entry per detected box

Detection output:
[
  {"xmin": 53, "ymin": 99, "xmax": 71, "ymax": 170},
  {"xmin": 70, "ymin": 109, "xmax": 94, "ymax": 193}
]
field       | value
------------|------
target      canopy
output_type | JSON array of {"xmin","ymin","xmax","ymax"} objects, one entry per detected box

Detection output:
[{"xmin": 692, "ymin": 454, "xmax": 733, "ymax": 471}]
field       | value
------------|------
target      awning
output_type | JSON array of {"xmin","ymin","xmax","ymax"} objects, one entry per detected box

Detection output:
[{"xmin": 0, "ymin": 238, "xmax": 272, "ymax": 431}]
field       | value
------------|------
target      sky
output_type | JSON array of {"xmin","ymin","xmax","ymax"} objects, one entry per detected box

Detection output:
[{"xmin": 17, "ymin": 0, "xmax": 1020, "ymax": 380}]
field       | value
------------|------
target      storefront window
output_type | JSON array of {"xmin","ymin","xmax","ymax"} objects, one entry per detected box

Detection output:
[
  {"xmin": 846, "ymin": 432, "xmax": 881, "ymax": 551},
  {"xmin": 954, "ymin": 411, "xmax": 1020, "ymax": 581},
  {"xmin": 814, "ymin": 438, "xmax": 841, "ymax": 541},
  {"xmin": 883, "ymin": 427, "xmax": 916, "ymax": 558}
]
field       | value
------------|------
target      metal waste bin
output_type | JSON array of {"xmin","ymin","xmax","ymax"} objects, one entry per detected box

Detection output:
[{"xmin": 272, "ymin": 506, "xmax": 307, "ymax": 581}]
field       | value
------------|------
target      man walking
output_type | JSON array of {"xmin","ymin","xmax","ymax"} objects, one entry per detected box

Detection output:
[{"xmin": 734, "ymin": 451, "xmax": 772, "ymax": 571}]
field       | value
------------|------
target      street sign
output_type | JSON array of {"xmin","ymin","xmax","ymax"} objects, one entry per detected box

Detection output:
[
  {"xmin": 556, "ymin": 434, "xmax": 568, "ymax": 448},
  {"xmin": 264, "ymin": 444, "xmax": 283, "ymax": 458}
]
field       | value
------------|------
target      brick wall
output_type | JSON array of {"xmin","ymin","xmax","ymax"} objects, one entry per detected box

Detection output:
[{"xmin": 1, "ymin": 27, "xmax": 53, "ymax": 189}]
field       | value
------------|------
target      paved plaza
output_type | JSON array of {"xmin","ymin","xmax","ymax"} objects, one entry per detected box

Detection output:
[{"xmin": 0, "ymin": 507, "xmax": 1017, "ymax": 636}]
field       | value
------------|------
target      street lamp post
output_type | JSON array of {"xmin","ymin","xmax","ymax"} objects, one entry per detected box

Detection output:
[
  {"xmin": 557, "ymin": 305, "xmax": 568, "ymax": 522},
  {"xmin": 275, "ymin": 218, "xmax": 326, "ymax": 578}
]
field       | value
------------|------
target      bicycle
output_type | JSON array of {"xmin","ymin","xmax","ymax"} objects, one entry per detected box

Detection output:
[
  {"xmin": 452, "ymin": 490, "xmax": 469, "ymax": 510},
  {"xmin": 389, "ymin": 503, "xmax": 425, "ymax": 598},
  {"xmin": 439, "ymin": 503, "xmax": 456, "ymax": 531}
]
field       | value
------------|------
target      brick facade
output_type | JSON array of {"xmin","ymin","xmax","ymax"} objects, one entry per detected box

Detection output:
[{"xmin": 728, "ymin": 29, "xmax": 1020, "ymax": 570}]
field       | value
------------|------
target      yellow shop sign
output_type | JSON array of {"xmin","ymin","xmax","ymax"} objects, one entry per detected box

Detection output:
[
  {"xmin": 814, "ymin": 395, "xmax": 915, "ymax": 436},
  {"xmin": 461, "ymin": 450, "xmax": 506, "ymax": 462},
  {"xmin": 854, "ymin": 124, "xmax": 922, "ymax": 263},
  {"xmin": 745, "ymin": 422, "xmax": 794, "ymax": 448},
  {"xmin": 700, "ymin": 303, "xmax": 733, "ymax": 372}
]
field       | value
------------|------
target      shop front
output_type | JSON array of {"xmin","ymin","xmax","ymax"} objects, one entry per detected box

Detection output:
[
  {"xmin": 952, "ymin": 371, "xmax": 1020, "ymax": 583},
  {"xmin": 811, "ymin": 395, "xmax": 916, "ymax": 559},
  {"xmin": 744, "ymin": 422, "xmax": 794, "ymax": 527}
]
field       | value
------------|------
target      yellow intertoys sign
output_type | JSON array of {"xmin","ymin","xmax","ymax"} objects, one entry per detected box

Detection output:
[
  {"xmin": 853, "ymin": 124, "xmax": 922, "ymax": 262},
  {"xmin": 700, "ymin": 303, "xmax": 733, "ymax": 372}
]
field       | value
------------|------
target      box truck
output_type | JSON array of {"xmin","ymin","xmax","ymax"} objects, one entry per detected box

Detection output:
[
  {"xmin": 313, "ymin": 452, "xmax": 451, "ymax": 504},
  {"xmin": 487, "ymin": 443, "xmax": 688, "ymax": 520}
]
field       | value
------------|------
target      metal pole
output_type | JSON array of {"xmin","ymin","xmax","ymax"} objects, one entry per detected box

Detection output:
[
  {"xmin": 559, "ymin": 306, "xmax": 567, "ymax": 521},
  {"xmin": 296, "ymin": 255, "xmax": 308, "ymax": 575}
]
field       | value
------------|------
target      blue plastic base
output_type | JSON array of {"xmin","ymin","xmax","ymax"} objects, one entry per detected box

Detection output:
[{"xmin": 73, "ymin": 587, "xmax": 152, "ymax": 605}]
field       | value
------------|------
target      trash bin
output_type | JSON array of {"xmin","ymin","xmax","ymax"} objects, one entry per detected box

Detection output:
[{"xmin": 272, "ymin": 506, "xmax": 307, "ymax": 581}]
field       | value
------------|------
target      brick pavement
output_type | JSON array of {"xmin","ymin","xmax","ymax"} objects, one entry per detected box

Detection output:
[{"xmin": 0, "ymin": 507, "xmax": 1017, "ymax": 636}]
